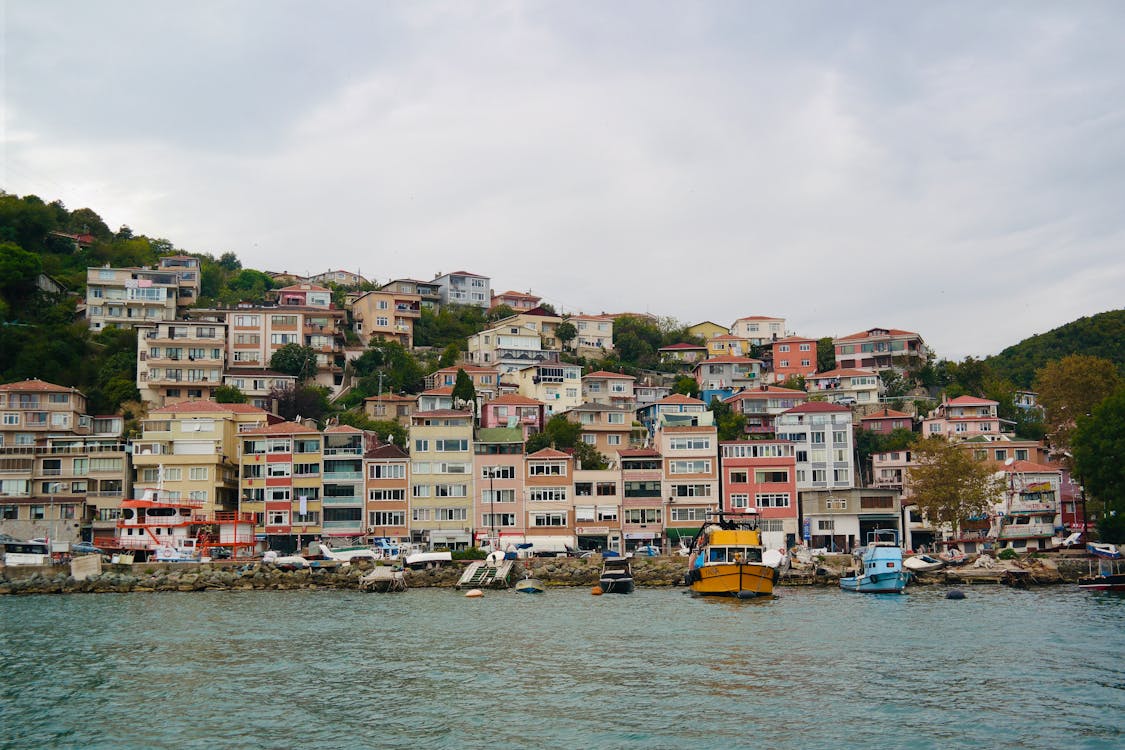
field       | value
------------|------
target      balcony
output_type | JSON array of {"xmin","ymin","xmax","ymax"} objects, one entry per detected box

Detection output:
[
  {"xmin": 323, "ymin": 471, "xmax": 363, "ymax": 481},
  {"xmin": 322, "ymin": 520, "xmax": 362, "ymax": 530},
  {"xmin": 323, "ymin": 447, "xmax": 362, "ymax": 456},
  {"xmin": 322, "ymin": 495, "xmax": 363, "ymax": 505}
]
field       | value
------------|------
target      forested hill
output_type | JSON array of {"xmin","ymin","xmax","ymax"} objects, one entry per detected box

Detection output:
[{"xmin": 984, "ymin": 309, "xmax": 1125, "ymax": 388}]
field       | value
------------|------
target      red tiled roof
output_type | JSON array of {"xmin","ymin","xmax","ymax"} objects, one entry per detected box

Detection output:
[
  {"xmin": 945, "ymin": 395, "xmax": 998, "ymax": 406},
  {"xmin": 809, "ymin": 368, "xmax": 878, "ymax": 378},
  {"xmin": 277, "ymin": 283, "xmax": 331, "ymax": 292},
  {"xmin": 658, "ymin": 343, "xmax": 706, "ymax": 351},
  {"xmin": 694, "ymin": 356, "xmax": 763, "ymax": 365},
  {"xmin": 655, "ymin": 394, "xmax": 707, "ymax": 406},
  {"xmin": 861, "ymin": 409, "xmax": 912, "ymax": 420},
  {"xmin": 433, "ymin": 365, "xmax": 499, "ymax": 374},
  {"xmin": 150, "ymin": 400, "xmax": 269, "ymax": 415},
  {"xmin": 710, "ymin": 334, "xmax": 749, "ymax": 341},
  {"xmin": 485, "ymin": 394, "xmax": 545, "ymax": 406},
  {"xmin": 421, "ymin": 387, "xmax": 454, "ymax": 396},
  {"xmin": 618, "ymin": 448, "xmax": 661, "ymax": 457},
  {"xmin": 324, "ymin": 425, "xmax": 363, "ymax": 433},
  {"xmin": 734, "ymin": 315, "xmax": 783, "ymax": 322},
  {"xmin": 1003, "ymin": 460, "xmax": 1061, "ymax": 473},
  {"xmin": 782, "ymin": 402, "xmax": 851, "ymax": 414},
  {"xmin": 837, "ymin": 327, "xmax": 919, "ymax": 341},
  {"xmin": 0, "ymin": 378, "xmax": 80, "ymax": 393},
  {"xmin": 772, "ymin": 335, "xmax": 817, "ymax": 345},
  {"xmin": 367, "ymin": 443, "xmax": 409, "ymax": 459},
  {"xmin": 527, "ymin": 448, "xmax": 571, "ymax": 459},
  {"xmin": 243, "ymin": 421, "xmax": 320, "ymax": 435},
  {"xmin": 582, "ymin": 371, "xmax": 635, "ymax": 380},
  {"xmin": 364, "ymin": 393, "xmax": 416, "ymax": 402},
  {"xmin": 725, "ymin": 386, "xmax": 808, "ymax": 400},
  {"xmin": 411, "ymin": 409, "xmax": 473, "ymax": 419}
]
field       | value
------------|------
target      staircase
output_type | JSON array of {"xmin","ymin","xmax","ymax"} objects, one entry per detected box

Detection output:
[{"xmin": 457, "ymin": 561, "xmax": 514, "ymax": 589}]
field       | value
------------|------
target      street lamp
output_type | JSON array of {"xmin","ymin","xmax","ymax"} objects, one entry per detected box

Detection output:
[{"xmin": 486, "ymin": 467, "xmax": 497, "ymax": 549}]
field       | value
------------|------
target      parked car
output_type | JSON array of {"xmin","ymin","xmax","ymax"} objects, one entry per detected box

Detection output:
[{"xmin": 71, "ymin": 542, "xmax": 104, "ymax": 556}]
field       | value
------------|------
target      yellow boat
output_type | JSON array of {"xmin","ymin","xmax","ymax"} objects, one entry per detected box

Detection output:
[{"xmin": 684, "ymin": 515, "xmax": 778, "ymax": 598}]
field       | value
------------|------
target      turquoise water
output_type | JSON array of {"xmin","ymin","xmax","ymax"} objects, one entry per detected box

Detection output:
[{"xmin": 1, "ymin": 586, "xmax": 1122, "ymax": 749}]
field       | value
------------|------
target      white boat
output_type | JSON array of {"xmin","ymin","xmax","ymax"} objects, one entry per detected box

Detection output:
[
  {"xmin": 313, "ymin": 542, "xmax": 379, "ymax": 564},
  {"xmin": 903, "ymin": 554, "xmax": 946, "ymax": 573},
  {"xmin": 1, "ymin": 540, "xmax": 51, "ymax": 566},
  {"xmin": 1087, "ymin": 542, "xmax": 1122, "ymax": 559},
  {"xmin": 514, "ymin": 574, "xmax": 545, "ymax": 594},
  {"xmin": 404, "ymin": 551, "xmax": 452, "ymax": 568},
  {"xmin": 262, "ymin": 550, "xmax": 310, "ymax": 568}
]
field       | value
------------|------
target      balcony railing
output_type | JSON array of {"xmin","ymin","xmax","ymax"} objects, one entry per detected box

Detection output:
[
  {"xmin": 322, "ymin": 520, "xmax": 362, "ymax": 530},
  {"xmin": 321, "ymin": 495, "xmax": 363, "ymax": 505},
  {"xmin": 323, "ymin": 447, "xmax": 362, "ymax": 456},
  {"xmin": 323, "ymin": 471, "xmax": 363, "ymax": 481}
]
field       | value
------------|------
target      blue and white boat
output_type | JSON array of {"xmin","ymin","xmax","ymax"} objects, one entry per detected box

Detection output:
[{"xmin": 839, "ymin": 529, "xmax": 910, "ymax": 594}]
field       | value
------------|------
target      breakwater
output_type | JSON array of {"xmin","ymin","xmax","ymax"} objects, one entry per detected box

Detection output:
[{"xmin": 0, "ymin": 554, "xmax": 1093, "ymax": 595}]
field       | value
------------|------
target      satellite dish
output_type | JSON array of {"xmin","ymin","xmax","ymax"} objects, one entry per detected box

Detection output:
[{"xmin": 1004, "ymin": 457, "xmax": 1015, "ymax": 466}]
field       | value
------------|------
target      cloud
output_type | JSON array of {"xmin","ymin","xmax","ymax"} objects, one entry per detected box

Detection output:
[{"xmin": 4, "ymin": 1, "xmax": 1125, "ymax": 360}]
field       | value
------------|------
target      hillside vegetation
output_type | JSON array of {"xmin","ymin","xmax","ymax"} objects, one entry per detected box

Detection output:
[{"xmin": 984, "ymin": 309, "xmax": 1125, "ymax": 388}]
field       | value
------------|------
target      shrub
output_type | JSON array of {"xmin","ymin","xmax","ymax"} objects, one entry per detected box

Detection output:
[{"xmin": 997, "ymin": 548, "xmax": 1018, "ymax": 560}]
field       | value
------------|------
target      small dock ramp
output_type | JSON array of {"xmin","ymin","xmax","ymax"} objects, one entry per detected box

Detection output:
[
  {"xmin": 360, "ymin": 567, "xmax": 407, "ymax": 592},
  {"xmin": 457, "ymin": 561, "xmax": 514, "ymax": 589}
]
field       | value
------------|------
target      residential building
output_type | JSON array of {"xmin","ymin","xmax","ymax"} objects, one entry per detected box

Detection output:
[
  {"xmin": 770, "ymin": 336, "xmax": 818, "ymax": 383},
  {"xmin": 363, "ymin": 394, "xmax": 417, "ymax": 427},
  {"xmin": 636, "ymin": 394, "xmax": 710, "ymax": 436},
  {"xmin": 85, "ymin": 265, "xmax": 182, "ymax": 331},
  {"xmin": 479, "ymin": 394, "xmax": 546, "ymax": 440},
  {"xmin": 408, "ymin": 410, "xmax": 475, "ymax": 549},
  {"xmin": 834, "ymin": 327, "xmax": 927, "ymax": 372},
  {"xmin": 321, "ymin": 425, "xmax": 368, "ymax": 538},
  {"xmin": 799, "ymin": 488, "xmax": 902, "ymax": 553},
  {"xmin": 806, "ymin": 368, "xmax": 883, "ymax": 406},
  {"xmin": 923, "ymin": 396, "xmax": 1002, "ymax": 440},
  {"xmin": 720, "ymin": 440, "xmax": 799, "ymax": 549},
  {"xmin": 524, "ymin": 447, "xmax": 575, "ymax": 551},
  {"xmin": 467, "ymin": 322, "xmax": 551, "ymax": 373},
  {"xmin": 573, "ymin": 467, "xmax": 623, "ymax": 554},
  {"xmin": 633, "ymin": 381, "xmax": 672, "ymax": 410},
  {"xmin": 775, "ymin": 402, "xmax": 856, "ymax": 491},
  {"xmin": 730, "ymin": 316, "xmax": 786, "ymax": 345},
  {"xmin": 221, "ymin": 369, "xmax": 297, "ymax": 412},
  {"xmin": 364, "ymin": 441, "xmax": 410, "ymax": 542},
  {"xmin": 562, "ymin": 403, "xmax": 633, "ymax": 457},
  {"xmin": 308, "ymin": 269, "xmax": 368, "ymax": 287},
  {"xmin": 157, "ymin": 255, "xmax": 202, "ymax": 305},
  {"xmin": 581, "ymin": 371, "xmax": 635, "ymax": 410},
  {"xmin": 619, "ymin": 448, "xmax": 664, "ymax": 553},
  {"xmin": 136, "ymin": 320, "xmax": 228, "ymax": 406},
  {"xmin": 381, "ymin": 278, "xmax": 442, "ymax": 310},
  {"xmin": 239, "ymin": 421, "xmax": 324, "ymax": 553},
  {"xmin": 499, "ymin": 310, "xmax": 566, "ymax": 351},
  {"xmin": 432, "ymin": 270, "xmax": 491, "ymax": 308},
  {"xmin": 658, "ymin": 422, "xmax": 719, "ymax": 551},
  {"xmin": 992, "ymin": 461, "xmax": 1063, "ymax": 552},
  {"xmin": 473, "ymin": 427, "xmax": 527, "ymax": 548},
  {"xmin": 133, "ymin": 401, "xmax": 273, "ymax": 536},
  {"xmin": 0, "ymin": 379, "xmax": 93, "ymax": 443},
  {"xmin": 490, "ymin": 290, "xmax": 541, "ymax": 312},
  {"xmin": 724, "ymin": 386, "xmax": 809, "ymax": 437},
  {"xmin": 658, "ymin": 342, "xmax": 708, "ymax": 366},
  {"xmin": 514, "ymin": 362, "xmax": 583, "ymax": 416},
  {"xmin": 570, "ymin": 314, "xmax": 615, "ymax": 357},
  {"xmin": 859, "ymin": 408, "xmax": 914, "ymax": 435},
  {"xmin": 426, "ymin": 366, "xmax": 500, "ymax": 404},
  {"xmin": 692, "ymin": 355, "xmax": 764, "ymax": 397},
  {"xmin": 417, "ymin": 387, "xmax": 454, "ymax": 413},
  {"xmin": 958, "ymin": 436, "xmax": 1050, "ymax": 465},
  {"xmin": 706, "ymin": 334, "xmax": 753, "ymax": 358},
  {"xmin": 686, "ymin": 321, "xmax": 729, "ymax": 340},
  {"xmin": 350, "ymin": 289, "xmax": 421, "ymax": 348}
]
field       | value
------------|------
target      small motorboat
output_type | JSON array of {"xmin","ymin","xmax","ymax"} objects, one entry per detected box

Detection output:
[
  {"xmin": 903, "ymin": 554, "xmax": 946, "ymax": 573},
  {"xmin": 840, "ymin": 530, "xmax": 910, "ymax": 594},
  {"xmin": 599, "ymin": 557, "xmax": 634, "ymax": 594},
  {"xmin": 1087, "ymin": 542, "xmax": 1122, "ymax": 560},
  {"xmin": 514, "ymin": 574, "xmax": 545, "ymax": 594},
  {"xmin": 1078, "ymin": 556, "xmax": 1125, "ymax": 592},
  {"xmin": 404, "ymin": 550, "xmax": 453, "ymax": 568}
]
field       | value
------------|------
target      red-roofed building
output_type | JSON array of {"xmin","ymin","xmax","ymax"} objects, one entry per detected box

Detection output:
[
  {"xmin": 490, "ymin": 290, "xmax": 542, "ymax": 312},
  {"xmin": 524, "ymin": 447, "xmax": 576, "ymax": 550},
  {"xmin": 706, "ymin": 334, "xmax": 753, "ymax": 358},
  {"xmin": 923, "ymin": 396, "xmax": 1001, "ymax": 440},
  {"xmin": 721, "ymin": 440, "xmax": 799, "ymax": 549},
  {"xmin": 480, "ymin": 394, "xmax": 546, "ymax": 438},
  {"xmin": 834, "ymin": 327, "xmax": 927, "ymax": 372},
  {"xmin": 724, "ymin": 386, "xmax": 809, "ymax": 436},
  {"xmin": 692, "ymin": 355, "xmax": 764, "ymax": 392},
  {"xmin": 859, "ymin": 408, "xmax": 914, "ymax": 435},
  {"xmin": 658, "ymin": 342, "xmax": 707, "ymax": 365},
  {"xmin": 806, "ymin": 368, "xmax": 883, "ymax": 406},
  {"xmin": 730, "ymin": 316, "xmax": 786, "ymax": 345},
  {"xmin": 308, "ymin": 269, "xmax": 368, "ymax": 287},
  {"xmin": 771, "ymin": 336, "xmax": 818, "ymax": 384},
  {"xmin": 570, "ymin": 314, "xmax": 615, "ymax": 358},
  {"xmin": 776, "ymin": 402, "xmax": 856, "ymax": 491},
  {"xmin": 238, "ymin": 420, "xmax": 325, "ymax": 551},
  {"xmin": 418, "ymin": 387, "xmax": 455, "ymax": 413},
  {"xmin": 363, "ymin": 393, "xmax": 417, "ymax": 426},
  {"xmin": 582, "ymin": 370, "xmax": 635, "ymax": 409}
]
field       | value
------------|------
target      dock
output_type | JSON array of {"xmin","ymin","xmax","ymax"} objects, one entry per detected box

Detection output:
[{"xmin": 456, "ymin": 560, "xmax": 514, "ymax": 589}]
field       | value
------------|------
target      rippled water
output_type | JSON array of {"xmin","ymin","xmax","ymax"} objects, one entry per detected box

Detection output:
[{"xmin": 2, "ymin": 586, "xmax": 1123, "ymax": 749}]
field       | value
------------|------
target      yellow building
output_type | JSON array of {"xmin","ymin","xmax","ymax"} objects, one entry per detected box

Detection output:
[
  {"xmin": 686, "ymin": 321, "xmax": 729, "ymax": 340},
  {"xmin": 239, "ymin": 421, "xmax": 324, "ymax": 552},
  {"xmin": 408, "ymin": 410, "xmax": 475, "ymax": 549}
]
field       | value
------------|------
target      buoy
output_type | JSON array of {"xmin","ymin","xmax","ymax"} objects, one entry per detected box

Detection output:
[
  {"xmin": 945, "ymin": 589, "xmax": 965, "ymax": 600},
  {"xmin": 736, "ymin": 590, "xmax": 757, "ymax": 600},
  {"xmin": 591, "ymin": 586, "xmax": 603, "ymax": 595},
  {"xmin": 464, "ymin": 588, "xmax": 484, "ymax": 598}
]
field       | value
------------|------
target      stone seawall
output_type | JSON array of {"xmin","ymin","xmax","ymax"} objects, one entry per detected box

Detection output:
[{"xmin": 0, "ymin": 555, "xmax": 1092, "ymax": 596}]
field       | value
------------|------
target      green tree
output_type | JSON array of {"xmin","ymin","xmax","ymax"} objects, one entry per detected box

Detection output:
[
  {"xmin": 437, "ymin": 342, "xmax": 461, "ymax": 369},
  {"xmin": 335, "ymin": 409, "xmax": 408, "ymax": 447},
  {"xmin": 351, "ymin": 340, "xmax": 426, "ymax": 394},
  {"xmin": 816, "ymin": 337, "xmax": 835, "ymax": 372},
  {"xmin": 270, "ymin": 383, "xmax": 330, "ymax": 424},
  {"xmin": 778, "ymin": 375, "xmax": 806, "ymax": 391},
  {"xmin": 451, "ymin": 368, "xmax": 477, "ymax": 412},
  {"xmin": 526, "ymin": 414, "xmax": 583, "ymax": 452},
  {"xmin": 1071, "ymin": 387, "xmax": 1125, "ymax": 541},
  {"xmin": 214, "ymin": 384, "xmax": 248, "ymax": 403},
  {"xmin": 218, "ymin": 252, "xmax": 242, "ymax": 271},
  {"xmin": 908, "ymin": 437, "xmax": 1005, "ymax": 528},
  {"xmin": 486, "ymin": 304, "xmax": 515, "ymax": 323},
  {"xmin": 574, "ymin": 441, "xmax": 608, "ymax": 470},
  {"xmin": 672, "ymin": 375, "xmax": 699, "ymax": 398},
  {"xmin": 710, "ymin": 396, "xmax": 747, "ymax": 441},
  {"xmin": 1035, "ymin": 354, "xmax": 1124, "ymax": 453},
  {"xmin": 556, "ymin": 321, "xmax": 577, "ymax": 351},
  {"xmin": 270, "ymin": 343, "xmax": 318, "ymax": 380},
  {"xmin": 0, "ymin": 242, "xmax": 43, "ymax": 298}
]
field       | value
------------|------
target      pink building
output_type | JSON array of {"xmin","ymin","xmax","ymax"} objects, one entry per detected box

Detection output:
[
  {"xmin": 490, "ymin": 290, "xmax": 541, "ymax": 312},
  {"xmin": 479, "ymin": 394, "xmax": 546, "ymax": 439},
  {"xmin": 618, "ymin": 448, "xmax": 665, "ymax": 552},
  {"xmin": 834, "ymin": 327, "xmax": 927, "ymax": 372},
  {"xmin": 860, "ymin": 408, "xmax": 913, "ymax": 435},
  {"xmin": 720, "ymin": 440, "xmax": 798, "ymax": 550},
  {"xmin": 724, "ymin": 386, "xmax": 809, "ymax": 437},
  {"xmin": 923, "ymin": 396, "xmax": 1001, "ymax": 439},
  {"xmin": 770, "ymin": 336, "xmax": 818, "ymax": 383},
  {"xmin": 473, "ymin": 428, "xmax": 527, "ymax": 548}
]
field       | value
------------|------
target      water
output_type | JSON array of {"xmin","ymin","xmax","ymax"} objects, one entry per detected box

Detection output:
[{"xmin": 2, "ymin": 586, "xmax": 1122, "ymax": 749}]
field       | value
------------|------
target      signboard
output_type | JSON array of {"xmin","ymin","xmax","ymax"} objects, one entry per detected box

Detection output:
[
  {"xmin": 624, "ymin": 532, "xmax": 655, "ymax": 540},
  {"xmin": 802, "ymin": 518, "xmax": 811, "ymax": 541},
  {"xmin": 575, "ymin": 527, "xmax": 609, "ymax": 535}
]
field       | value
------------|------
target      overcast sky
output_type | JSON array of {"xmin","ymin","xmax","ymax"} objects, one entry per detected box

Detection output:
[{"xmin": 4, "ymin": 1, "xmax": 1124, "ymax": 360}]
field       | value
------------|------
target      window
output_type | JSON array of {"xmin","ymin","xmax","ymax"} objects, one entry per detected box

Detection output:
[
  {"xmin": 414, "ymin": 439, "xmax": 429, "ymax": 452},
  {"xmin": 729, "ymin": 470, "xmax": 748, "ymax": 484},
  {"xmin": 811, "ymin": 432, "xmax": 826, "ymax": 444},
  {"xmin": 529, "ymin": 461, "xmax": 566, "ymax": 476},
  {"xmin": 833, "ymin": 469, "xmax": 850, "ymax": 483},
  {"xmin": 607, "ymin": 412, "xmax": 625, "ymax": 424},
  {"xmin": 267, "ymin": 463, "xmax": 291, "ymax": 478},
  {"xmin": 293, "ymin": 463, "xmax": 320, "ymax": 476},
  {"xmin": 812, "ymin": 470, "xmax": 827, "ymax": 483},
  {"xmin": 607, "ymin": 435, "xmax": 621, "ymax": 446},
  {"xmin": 826, "ymin": 497, "xmax": 847, "ymax": 509},
  {"xmin": 669, "ymin": 460, "xmax": 710, "ymax": 474},
  {"xmin": 818, "ymin": 519, "xmax": 835, "ymax": 531},
  {"xmin": 671, "ymin": 484, "xmax": 712, "ymax": 497},
  {"xmin": 670, "ymin": 506, "xmax": 708, "ymax": 521},
  {"xmin": 754, "ymin": 470, "xmax": 789, "ymax": 483},
  {"xmin": 369, "ymin": 489, "xmax": 406, "ymax": 501},
  {"xmin": 90, "ymin": 458, "xmax": 124, "ymax": 472},
  {"xmin": 31, "ymin": 505, "xmax": 46, "ymax": 520},
  {"xmin": 412, "ymin": 485, "xmax": 431, "ymax": 498},
  {"xmin": 597, "ymin": 506, "xmax": 618, "ymax": 522},
  {"xmin": 437, "ymin": 507, "xmax": 467, "ymax": 521},
  {"xmin": 1, "ymin": 505, "xmax": 17, "ymax": 520},
  {"xmin": 481, "ymin": 489, "xmax": 516, "ymax": 504},
  {"xmin": 412, "ymin": 508, "xmax": 431, "ymax": 521},
  {"xmin": 1015, "ymin": 449, "xmax": 1029, "ymax": 461},
  {"xmin": 531, "ymin": 512, "xmax": 568, "ymax": 527},
  {"xmin": 370, "ymin": 511, "xmax": 405, "ymax": 526},
  {"xmin": 581, "ymin": 434, "xmax": 597, "ymax": 445},
  {"xmin": 481, "ymin": 513, "xmax": 516, "ymax": 527},
  {"xmin": 833, "ymin": 431, "xmax": 847, "ymax": 444},
  {"xmin": 268, "ymin": 510, "xmax": 290, "ymax": 526},
  {"xmin": 435, "ymin": 484, "xmax": 467, "ymax": 498},
  {"xmin": 369, "ymin": 464, "xmax": 406, "ymax": 479},
  {"xmin": 756, "ymin": 493, "xmax": 791, "ymax": 508},
  {"xmin": 482, "ymin": 465, "xmax": 516, "ymax": 480},
  {"xmin": 669, "ymin": 437, "xmax": 711, "ymax": 450},
  {"xmin": 596, "ymin": 482, "xmax": 617, "ymax": 496},
  {"xmin": 730, "ymin": 493, "xmax": 749, "ymax": 509},
  {"xmin": 529, "ymin": 487, "xmax": 568, "ymax": 502},
  {"xmin": 623, "ymin": 508, "xmax": 662, "ymax": 524},
  {"xmin": 189, "ymin": 467, "xmax": 209, "ymax": 481}
]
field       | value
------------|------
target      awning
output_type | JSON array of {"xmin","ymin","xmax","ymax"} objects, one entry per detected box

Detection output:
[
  {"xmin": 624, "ymin": 532, "xmax": 656, "ymax": 540},
  {"xmin": 665, "ymin": 528, "xmax": 697, "ymax": 541},
  {"xmin": 859, "ymin": 514, "xmax": 900, "ymax": 521},
  {"xmin": 429, "ymin": 531, "xmax": 471, "ymax": 543}
]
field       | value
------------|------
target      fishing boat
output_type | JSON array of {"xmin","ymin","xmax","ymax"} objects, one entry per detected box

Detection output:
[
  {"xmin": 1077, "ymin": 558, "xmax": 1125, "ymax": 592},
  {"xmin": 683, "ymin": 511, "xmax": 778, "ymax": 599},
  {"xmin": 598, "ymin": 557, "xmax": 634, "ymax": 594},
  {"xmin": 514, "ymin": 573, "xmax": 545, "ymax": 594},
  {"xmin": 903, "ymin": 554, "xmax": 946, "ymax": 573},
  {"xmin": 1086, "ymin": 542, "xmax": 1122, "ymax": 559},
  {"xmin": 840, "ymin": 529, "xmax": 910, "ymax": 594},
  {"xmin": 115, "ymin": 487, "xmax": 207, "ymax": 562}
]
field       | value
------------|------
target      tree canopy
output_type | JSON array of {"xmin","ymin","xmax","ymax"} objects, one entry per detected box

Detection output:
[
  {"xmin": 907, "ymin": 437, "xmax": 1005, "ymax": 528},
  {"xmin": 1071, "ymin": 387, "xmax": 1125, "ymax": 542},
  {"xmin": 1034, "ymin": 354, "xmax": 1123, "ymax": 453},
  {"xmin": 270, "ymin": 343, "xmax": 319, "ymax": 380}
]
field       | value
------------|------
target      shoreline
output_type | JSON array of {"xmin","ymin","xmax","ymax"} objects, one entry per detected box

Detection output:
[{"xmin": 0, "ymin": 554, "xmax": 1095, "ymax": 596}]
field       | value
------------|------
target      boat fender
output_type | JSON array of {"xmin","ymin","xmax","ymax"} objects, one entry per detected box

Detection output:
[
  {"xmin": 591, "ymin": 586, "xmax": 603, "ymax": 595},
  {"xmin": 736, "ymin": 590, "xmax": 757, "ymax": 600},
  {"xmin": 945, "ymin": 589, "xmax": 966, "ymax": 600}
]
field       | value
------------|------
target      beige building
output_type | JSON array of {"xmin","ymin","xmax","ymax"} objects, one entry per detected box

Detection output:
[
  {"xmin": 562, "ymin": 403, "xmax": 634, "ymax": 458},
  {"xmin": 570, "ymin": 314, "xmax": 615, "ymax": 357},
  {"xmin": 350, "ymin": 289, "xmax": 422, "ymax": 348},
  {"xmin": 85, "ymin": 266, "xmax": 181, "ymax": 331},
  {"xmin": 408, "ymin": 410, "xmax": 476, "ymax": 549},
  {"xmin": 730, "ymin": 316, "xmax": 786, "ymax": 345},
  {"xmin": 136, "ymin": 320, "xmax": 229, "ymax": 406},
  {"xmin": 515, "ymin": 362, "xmax": 583, "ymax": 416}
]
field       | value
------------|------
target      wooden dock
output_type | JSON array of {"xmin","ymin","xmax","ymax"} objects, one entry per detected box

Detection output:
[{"xmin": 456, "ymin": 561, "xmax": 514, "ymax": 589}]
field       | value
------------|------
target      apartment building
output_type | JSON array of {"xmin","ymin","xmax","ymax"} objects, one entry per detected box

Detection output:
[
  {"xmin": 834, "ymin": 327, "xmax": 927, "ymax": 373},
  {"xmin": 426, "ymin": 365, "xmax": 501, "ymax": 405},
  {"xmin": 706, "ymin": 334, "xmax": 753, "ymax": 358},
  {"xmin": 692, "ymin": 356, "xmax": 764, "ymax": 394},
  {"xmin": 85, "ymin": 266, "xmax": 181, "ymax": 331},
  {"xmin": 363, "ymin": 394, "xmax": 417, "ymax": 426},
  {"xmin": 308, "ymin": 269, "xmax": 368, "ymax": 287},
  {"xmin": 806, "ymin": 368, "xmax": 883, "ymax": 406},
  {"xmin": 467, "ymin": 323, "xmax": 551, "ymax": 373},
  {"xmin": 573, "ymin": 467, "xmax": 622, "ymax": 554},
  {"xmin": 562, "ymin": 403, "xmax": 633, "ymax": 458},
  {"xmin": 364, "ymin": 442, "xmax": 410, "ymax": 542},
  {"xmin": 775, "ymin": 402, "xmax": 856, "ymax": 491},
  {"xmin": 239, "ymin": 421, "xmax": 325, "ymax": 553},
  {"xmin": 686, "ymin": 321, "xmax": 729, "ymax": 340},
  {"xmin": 570, "ymin": 314, "xmax": 615, "ymax": 357},
  {"xmin": 724, "ymin": 385, "xmax": 809, "ymax": 437},
  {"xmin": 770, "ymin": 336, "xmax": 818, "ymax": 383},
  {"xmin": 222, "ymin": 369, "xmax": 297, "ymax": 412},
  {"xmin": 381, "ymin": 278, "xmax": 442, "ymax": 310},
  {"xmin": 618, "ymin": 448, "xmax": 664, "ymax": 553},
  {"xmin": 730, "ymin": 316, "xmax": 786, "ymax": 345},
  {"xmin": 524, "ymin": 448, "xmax": 575, "ymax": 551},
  {"xmin": 859, "ymin": 408, "xmax": 913, "ymax": 435},
  {"xmin": 480, "ymin": 394, "xmax": 546, "ymax": 440},
  {"xmin": 658, "ymin": 342, "xmax": 708, "ymax": 366},
  {"xmin": 490, "ymin": 290, "xmax": 541, "ymax": 312},
  {"xmin": 136, "ymin": 320, "xmax": 228, "ymax": 406},
  {"xmin": 720, "ymin": 440, "xmax": 798, "ymax": 550},
  {"xmin": 658, "ymin": 421, "xmax": 719, "ymax": 550},
  {"xmin": 514, "ymin": 362, "xmax": 583, "ymax": 416},
  {"xmin": 321, "ymin": 425, "xmax": 367, "ymax": 538},
  {"xmin": 350, "ymin": 289, "xmax": 421, "ymax": 348},
  {"xmin": 923, "ymin": 396, "xmax": 1002, "ymax": 440},
  {"xmin": 408, "ymin": 410, "xmax": 475, "ymax": 549},
  {"xmin": 432, "ymin": 271, "xmax": 491, "ymax": 308},
  {"xmin": 473, "ymin": 427, "xmax": 526, "ymax": 548},
  {"xmin": 156, "ymin": 255, "xmax": 202, "ymax": 305},
  {"xmin": 581, "ymin": 371, "xmax": 635, "ymax": 410},
  {"xmin": 636, "ymin": 394, "xmax": 710, "ymax": 436},
  {"xmin": 799, "ymin": 488, "xmax": 903, "ymax": 553}
]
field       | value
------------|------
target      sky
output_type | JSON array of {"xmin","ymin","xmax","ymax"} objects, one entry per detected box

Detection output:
[{"xmin": 3, "ymin": 1, "xmax": 1124, "ymax": 361}]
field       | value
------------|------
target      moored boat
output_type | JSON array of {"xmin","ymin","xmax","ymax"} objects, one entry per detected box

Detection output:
[
  {"xmin": 1086, "ymin": 542, "xmax": 1122, "ymax": 559},
  {"xmin": 1078, "ymin": 558, "xmax": 1125, "ymax": 592},
  {"xmin": 840, "ymin": 529, "xmax": 910, "ymax": 594},
  {"xmin": 903, "ymin": 554, "xmax": 946, "ymax": 573},
  {"xmin": 514, "ymin": 574, "xmax": 545, "ymax": 594},
  {"xmin": 683, "ymin": 511, "xmax": 778, "ymax": 599},
  {"xmin": 598, "ymin": 557, "xmax": 634, "ymax": 594}
]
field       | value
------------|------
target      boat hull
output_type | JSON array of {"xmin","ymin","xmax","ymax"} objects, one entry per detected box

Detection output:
[
  {"xmin": 514, "ymin": 577, "xmax": 545, "ymax": 594},
  {"xmin": 840, "ymin": 571, "xmax": 910, "ymax": 593},
  {"xmin": 1077, "ymin": 574, "xmax": 1125, "ymax": 592},
  {"xmin": 686, "ymin": 563, "xmax": 777, "ymax": 598},
  {"xmin": 598, "ymin": 576, "xmax": 635, "ymax": 594}
]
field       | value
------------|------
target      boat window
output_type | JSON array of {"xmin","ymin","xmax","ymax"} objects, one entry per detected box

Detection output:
[{"xmin": 708, "ymin": 548, "xmax": 727, "ymax": 563}]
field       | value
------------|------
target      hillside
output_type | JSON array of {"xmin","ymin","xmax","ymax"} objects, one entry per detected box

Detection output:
[{"xmin": 984, "ymin": 309, "xmax": 1125, "ymax": 388}]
